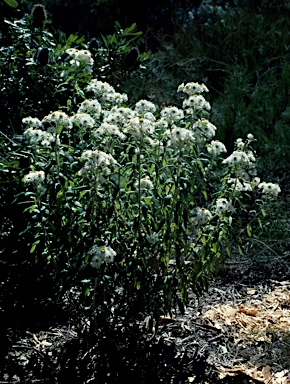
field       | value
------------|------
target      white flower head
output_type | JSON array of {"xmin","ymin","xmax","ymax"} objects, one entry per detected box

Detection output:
[
  {"xmin": 104, "ymin": 107, "xmax": 134, "ymax": 126},
  {"xmin": 258, "ymin": 182, "xmax": 281, "ymax": 197},
  {"xmin": 207, "ymin": 140, "xmax": 227, "ymax": 155},
  {"xmin": 125, "ymin": 117, "xmax": 155, "ymax": 138},
  {"xmin": 24, "ymin": 127, "xmax": 59, "ymax": 147},
  {"xmin": 22, "ymin": 116, "xmax": 42, "ymax": 128},
  {"xmin": 144, "ymin": 136, "xmax": 162, "ymax": 147},
  {"xmin": 78, "ymin": 99, "xmax": 102, "ymax": 120},
  {"xmin": 227, "ymin": 178, "xmax": 252, "ymax": 192},
  {"xmin": 88, "ymin": 80, "xmax": 115, "ymax": 95},
  {"xmin": 66, "ymin": 48, "xmax": 94, "ymax": 72},
  {"xmin": 88, "ymin": 245, "xmax": 116, "ymax": 268},
  {"xmin": 135, "ymin": 176, "xmax": 154, "ymax": 191},
  {"xmin": 24, "ymin": 170, "xmax": 45, "ymax": 184},
  {"xmin": 235, "ymin": 168, "xmax": 250, "ymax": 180},
  {"xmin": 94, "ymin": 122, "xmax": 126, "ymax": 141},
  {"xmin": 103, "ymin": 91, "xmax": 128, "ymax": 106},
  {"xmin": 76, "ymin": 49, "xmax": 94, "ymax": 65},
  {"xmin": 194, "ymin": 207, "xmax": 212, "ymax": 224},
  {"xmin": 70, "ymin": 113, "xmax": 95, "ymax": 128},
  {"xmin": 247, "ymin": 133, "xmax": 254, "ymax": 140},
  {"xmin": 192, "ymin": 118, "xmax": 217, "ymax": 140},
  {"xmin": 135, "ymin": 99, "xmax": 156, "ymax": 116},
  {"xmin": 143, "ymin": 112, "xmax": 156, "ymax": 123},
  {"xmin": 42, "ymin": 111, "xmax": 72, "ymax": 132},
  {"xmin": 177, "ymin": 82, "xmax": 209, "ymax": 96},
  {"xmin": 154, "ymin": 118, "xmax": 169, "ymax": 131},
  {"xmin": 164, "ymin": 126, "xmax": 195, "ymax": 147},
  {"xmin": 251, "ymin": 177, "xmax": 261, "ymax": 187},
  {"xmin": 222, "ymin": 150, "xmax": 250, "ymax": 166},
  {"xmin": 87, "ymin": 80, "xmax": 128, "ymax": 107},
  {"xmin": 215, "ymin": 198, "xmax": 233, "ymax": 214},
  {"xmin": 183, "ymin": 95, "xmax": 211, "ymax": 112},
  {"xmin": 161, "ymin": 106, "xmax": 184, "ymax": 124},
  {"xmin": 79, "ymin": 149, "xmax": 117, "ymax": 176},
  {"xmin": 236, "ymin": 138, "xmax": 245, "ymax": 150},
  {"xmin": 247, "ymin": 151, "xmax": 256, "ymax": 162}
]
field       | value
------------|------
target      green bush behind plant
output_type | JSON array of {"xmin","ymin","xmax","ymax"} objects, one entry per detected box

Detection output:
[
  {"xmin": 0, "ymin": 9, "xmax": 147, "ymax": 258},
  {"xmin": 130, "ymin": 0, "xmax": 290, "ymax": 176}
]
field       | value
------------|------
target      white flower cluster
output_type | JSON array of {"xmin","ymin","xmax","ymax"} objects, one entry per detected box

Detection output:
[
  {"xmin": 42, "ymin": 111, "xmax": 72, "ymax": 132},
  {"xmin": 94, "ymin": 122, "xmax": 126, "ymax": 141},
  {"xmin": 22, "ymin": 116, "xmax": 42, "ymax": 128},
  {"xmin": 104, "ymin": 106, "xmax": 134, "ymax": 126},
  {"xmin": 134, "ymin": 176, "xmax": 154, "ymax": 190},
  {"xmin": 87, "ymin": 80, "xmax": 114, "ymax": 96},
  {"xmin": 183, "ymin": 94, "xmax": 211, "ymax": 112},
  {"xmin": 24, "ymin": 170, "xmax": 45, "ymax": 184},
  {"xmin": 223, "ymin": 142, "xmax": 255, "ymax": 166},
  {"xmin": 235, "ymin": 133, "xmax": 255, "ymax": 150},
  {"xmin": 155, "ymin": 118, "xmax": 169, "ymax": 130},
  {"xmin": 124, "ymin": 117, "xmax": 155, "ymax": 140},
  {"xmin": 227, "ymin": 177, "xmax": 253, "ymax": 192},
  {"xmin": 160, "ymin": 106, "xmax": 184, "ymax": 124},
  {"xmin": 236, "ymin": 138, "xmax": 245, "ymax": 150},
  {"xmin": 207, "ymin": 140, "xmax": 227, "ymax": 155},
  {"xmin": 258, "ymin": 182, "xmax": 281, "ymax": 197},
  {"xmin": 223, "ymin": 147, "xmax": 257, "ymax": 181},
  {"xmin": 164, "ymin": 126, "xmax": 195, "ymax": 147},
  {"xmin": 177, "ymin": 82, "xmax": 211, "ymax": 116},
  {"xmin": 177, "ymin": 82, "xmax": 209, "ymax": 96},
  {"xmin": 78, "ymin": 99, "xmax": 102, "ymax": 120},
  {"xmin": 215, "ymin": 198, "xmax": 233, "ymax": 214},
  {"xmin": 135, "ymin": 99, "xmax": 156, "ymax": 116},
  {"xmin": 22, "ymin": 81, "xmax": 281, "ymax": 213},
  {"xmin": 65, "ymin": 48, "xmax": 94, "ymax": 73},
  {"xmin": 70, "ymin": 113, "xmax": 95, "ymax": 129},
  {"xmin": 87, "ymin": 79, "xmax": 128, "ymax": 106},
  {"xmin": 88, "ymin": 245, "xmax": 116, "ymax": 269},
  {"xmin": 23, "ymin": 127, "xmax": 58, "ymax": 146},
  {"xmin": 78, "ymin": 149, "xmax": 117, "ymax": 177},
  {"xmin": 223, "ymin": 137, "xmax": 281, "ymax": 197},
  {"xmin": 228, "ymin": 176, "xmax": 261, "ymax": 192},
  {"xmin": 192, "ymin": 118, "xmax": 217, "ymax": 142},
  {"xmin": 194, "ymin": 207, "xmax": 212, "ymax": 224}
]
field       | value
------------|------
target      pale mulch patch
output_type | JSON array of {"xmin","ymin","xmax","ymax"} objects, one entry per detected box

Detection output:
[{"xmin": 202, "ymin": 284, "xmax": 290, "ymax": 383}]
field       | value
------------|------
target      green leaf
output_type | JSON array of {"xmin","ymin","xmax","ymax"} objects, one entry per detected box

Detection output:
[
  {"xmin": 3, "ymin": 0, "xmax": 18, "ymax": 8},
  {"xmin": 79, "ymin": 190, "xmax": 90, "ymax": 199},
  {"xmin": 30, "ymin": 240, "xmax": 40, "ymax": 254},
  {"xmin": 211, "ymin": 242, "xmax": 219, "ymax": 253}
]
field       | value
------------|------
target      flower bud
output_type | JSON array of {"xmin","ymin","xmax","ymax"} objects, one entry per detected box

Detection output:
[{"xmin": 31, "ymin": 4, "xmax": 47, "ymax": 29}]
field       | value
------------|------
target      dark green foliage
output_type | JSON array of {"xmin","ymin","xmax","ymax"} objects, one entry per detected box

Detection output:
[
  {"xmin": 127, "ymin": 0, "xmax": 290, "ymax": 180},
  {"xmin": 0, "ymin": 16, "xmax": 85, "ymax": 134},
  {"xmin": 0, "ymin": 8, "xmax": 147, "ymax": 278},
  {"xmin": 38, "ymin": 0, "xmax": 199, "ymax": 38}
]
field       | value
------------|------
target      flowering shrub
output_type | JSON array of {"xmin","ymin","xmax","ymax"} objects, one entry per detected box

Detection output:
[{"xmin": 15, "ymin": 76, "xmax": 280, "ymax": 334}]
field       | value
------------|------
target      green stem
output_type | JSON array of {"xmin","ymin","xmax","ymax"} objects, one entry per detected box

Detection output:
[
  {"xmin": 35, "ymin": 187, "xmax": 59, "ymax": 283},
  {"xmin": 54, "ymin": 139, "xmax": 61, "ymax": 177},
  {"xmin": 137, "ymin": 146, "xmax": 142, "ymax": 259}
]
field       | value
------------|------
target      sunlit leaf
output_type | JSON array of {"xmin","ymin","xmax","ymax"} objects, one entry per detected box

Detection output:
[{"xmin": 3, "ymin": 0, "xmax": 18, "ymax": 8}]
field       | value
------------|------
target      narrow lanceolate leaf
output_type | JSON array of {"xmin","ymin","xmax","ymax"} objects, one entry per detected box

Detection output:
[{"xmin": 4, "ymin": 0, "xmax": 19, "ymax": 8}]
